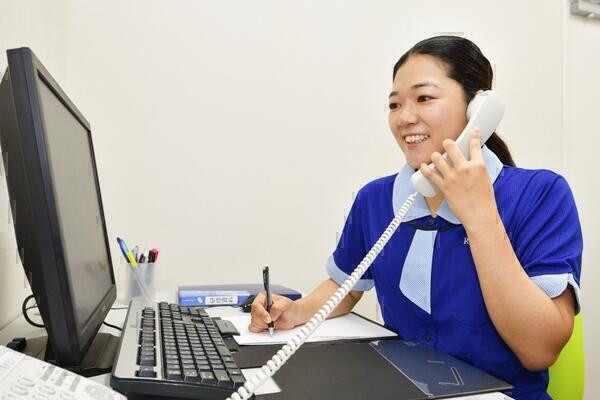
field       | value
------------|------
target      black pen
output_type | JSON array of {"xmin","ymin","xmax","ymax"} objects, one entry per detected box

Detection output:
[{"xmin": 263, "ymin": 265, "xmax": 274, "ymax": 336}]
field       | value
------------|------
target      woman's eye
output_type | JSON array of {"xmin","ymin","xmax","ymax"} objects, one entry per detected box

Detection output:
[
  {"xmin": 388, "ymin": 102, "xmax": 400, "ymax": 110},
  {"xmin": 417, "ymin": 95, "xmax": 432, "ymax": 102}
]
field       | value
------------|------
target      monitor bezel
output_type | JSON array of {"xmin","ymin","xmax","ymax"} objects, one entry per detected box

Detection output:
[{"xmin": 0, "ymin": 47, "xmax": 116, "ymax": 367}]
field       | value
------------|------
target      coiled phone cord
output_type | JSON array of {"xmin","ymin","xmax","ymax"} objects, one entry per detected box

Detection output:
[{"xmin": 226, "ymin": 192, "xmax": 418, "ymax": 400}]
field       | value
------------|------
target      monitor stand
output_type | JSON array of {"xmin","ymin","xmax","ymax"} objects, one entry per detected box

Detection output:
[{"xmin": 24, "ymin": 332, "xmax": 120, "ymax": 377}]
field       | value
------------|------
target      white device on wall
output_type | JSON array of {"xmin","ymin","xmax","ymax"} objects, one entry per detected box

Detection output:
[
  {"xmin": 570, "ymin": 0, "xmax": 600, "ymax": 20},
  {"xmin": 226, "ymin": 90, "xmax": 505, "ymax": 400}
]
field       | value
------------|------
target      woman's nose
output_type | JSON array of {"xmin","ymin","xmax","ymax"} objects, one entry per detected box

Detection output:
[{"xmin": 394, "ymin": 102, "xmax": 418, "ymax": 127}]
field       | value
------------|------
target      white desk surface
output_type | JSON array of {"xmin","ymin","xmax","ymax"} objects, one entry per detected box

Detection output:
[{"xmin": 0, "ymin": 293, "xmax": 513, "ymax": 400}]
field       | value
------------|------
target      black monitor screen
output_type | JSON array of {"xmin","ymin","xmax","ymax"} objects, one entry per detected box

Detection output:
[
  {"xmin": 35, "ymin": 76, "xmax": 112, "ymax": 328},
  {"xmin": 0, "ymin": 48, "xmax": 118, "ymax": 373}
]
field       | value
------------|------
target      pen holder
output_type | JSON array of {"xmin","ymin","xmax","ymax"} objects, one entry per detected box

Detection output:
[{"xmin": 125, "ymin": 262, "xmax": 156, "ymax": 302}]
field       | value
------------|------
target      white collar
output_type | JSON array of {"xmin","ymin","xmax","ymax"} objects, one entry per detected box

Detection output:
[{"xmin": 392, "ymin": 145, "xmax": 504, "ymax": 225}]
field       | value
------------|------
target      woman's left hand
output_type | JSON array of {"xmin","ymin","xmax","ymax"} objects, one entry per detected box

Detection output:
[{"xmin": 420, "ymin": 129, "xmax": 499, "ymax": 230}]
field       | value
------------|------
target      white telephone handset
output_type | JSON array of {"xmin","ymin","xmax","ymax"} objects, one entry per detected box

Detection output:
[
  {"xmin": 226, "ymin": 91, "xmax": 505, "ymax": 400},
  {"xmin": 410, "ymin": 90, "xmax": 504, "ymax": 197}
]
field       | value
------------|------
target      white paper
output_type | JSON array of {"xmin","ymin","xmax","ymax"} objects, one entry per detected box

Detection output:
[{"xmin": 227, "ymin": 313, "xmax": 397, "ymax": 345}]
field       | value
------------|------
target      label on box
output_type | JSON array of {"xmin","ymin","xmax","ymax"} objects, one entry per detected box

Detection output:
[
  {"xmin": 179, "ymin": 290, "xmax": 252, "ymax": 307},
  {"xmin": 203, "ymin": 295, "xmax": 239, "ymax": 305}
]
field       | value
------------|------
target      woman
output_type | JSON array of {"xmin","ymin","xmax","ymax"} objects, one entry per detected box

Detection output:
[{"xmin": 249, "ymin": 36, "xmax": 582, "ymax": 400}]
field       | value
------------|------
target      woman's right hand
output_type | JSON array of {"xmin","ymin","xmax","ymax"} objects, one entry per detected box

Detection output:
[{"xmin": 248, "ymin": 292, "xmax": 302, "ymax": 332}]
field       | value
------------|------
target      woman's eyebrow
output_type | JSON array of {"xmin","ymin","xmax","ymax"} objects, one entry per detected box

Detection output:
[
  {"xmin": 412, "ymin": 80, "xmax": 439, "ymax": 89},
  {"xmin": 388, "ymin": 81, "xmax": 440, "ymax": 98}
]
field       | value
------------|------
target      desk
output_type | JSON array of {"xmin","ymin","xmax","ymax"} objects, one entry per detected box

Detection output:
[{"xmin": 0, "ymin": 295, "xmax": 513, "ymax": 400}]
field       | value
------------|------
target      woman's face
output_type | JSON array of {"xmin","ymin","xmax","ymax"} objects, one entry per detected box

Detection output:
[{"xmin": 388, "ymin": 54, "xmax": 468, "ymax": 169}]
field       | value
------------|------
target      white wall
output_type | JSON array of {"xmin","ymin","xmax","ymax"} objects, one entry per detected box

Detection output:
[
  {"xmin": 62, "ymin": 0, "xmax": 564, "ymax": 321},
  {"xmin": 562, "ymin": 2, "xmax": 600, "ymax": 398},
  {"xmin": 0, "ymin": 0, "xmax": 70, "ymax": 329}
]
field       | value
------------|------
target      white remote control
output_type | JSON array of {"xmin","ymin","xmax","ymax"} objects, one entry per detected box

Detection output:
[{"xmin": 0, "ymin": 345, "xmax": 125, "ymax": 400}]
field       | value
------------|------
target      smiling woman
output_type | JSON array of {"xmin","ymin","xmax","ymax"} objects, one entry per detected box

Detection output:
[
  {"xmin": 388, "ymin": 54, "xmax": 469, "ymax": 169},
  {"xmin": 390, "ymin": 36, "xmax": 515, "ymax": 169},
  {"xmin": 248, "ymin": 35, "xmax": 583, "ymax": 400}
]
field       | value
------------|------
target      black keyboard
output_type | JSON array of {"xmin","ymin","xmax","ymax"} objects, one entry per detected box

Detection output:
[{"xmin": 111, "ymin": 300, "xmax": 245, "ymax": 399}]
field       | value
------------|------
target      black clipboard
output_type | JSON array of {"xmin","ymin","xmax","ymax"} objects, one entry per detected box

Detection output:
[{"xmin": 233, "ymin": 339, "xmax": 512, "ymax": 400}]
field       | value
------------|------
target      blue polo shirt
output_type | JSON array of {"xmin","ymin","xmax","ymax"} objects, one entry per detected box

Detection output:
[{"xmin": 326, "ymin": 146, "xmax": 583, "ymax": 400}]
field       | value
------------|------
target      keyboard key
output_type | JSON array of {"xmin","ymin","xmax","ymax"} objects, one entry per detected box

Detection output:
[
  {"xmin": 198, "ymin": 308, "xmax": 209, "ymax": 317},
  {"xmin": 166, "ymin": 362, "xmax": 180, "ymax": 371},
  {"xmin": 138, "ymin": 356, "xmax": 155, "ymax": 366},
  {"xmin": 141, "ymin": 344, "xmax": 155, "ymax": 352},
  {"xmin": 139, "ymin": 350, "xmax": 155, "ymax": 358},
  {"xmin": 136, "ymin": 367, "xmax": 157, "ymax": 378},
  {"xmin": 199, "ymin": 371, "xmax": 216, "ymax": 385},
  {"xmin": 216, "ymin": 345, "xmax": 231, "ymax": 357},
  {"xmin": 231, "ymin": 374, "xmax": 246, "ymax": 387},
  {"xmin": 183, "ymin": 370, "xmax": 199, "ymax": 382},
  {"xmin": 197, "ymin": 363, "xmax": 211, "ymax": 371},
  {"xmin": 213, "ymin": 369, "xmax": 231, "ymax": 387},
  {"xmin": 166, "ymin": 369, "xmax": 183, "ymax": 381},
  {"xmin": 182, "ymin": 360, "xmax": 195, "ymax": 368}
]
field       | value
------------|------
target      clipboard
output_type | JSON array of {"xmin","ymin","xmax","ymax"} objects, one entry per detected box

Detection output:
[{"xmin": 233, "ymin": 339, "xmax": 512, "ymax": 400}]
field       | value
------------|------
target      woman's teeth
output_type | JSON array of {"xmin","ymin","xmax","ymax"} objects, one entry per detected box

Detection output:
[{"xmin": 404, "ymin": 134, "xmax": 430, "ymax": 144}]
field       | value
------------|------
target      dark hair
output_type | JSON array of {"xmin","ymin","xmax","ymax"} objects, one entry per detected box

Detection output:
[{"xmin": 393, "ymin": 36, "xmax": 516, "ymax": 167}]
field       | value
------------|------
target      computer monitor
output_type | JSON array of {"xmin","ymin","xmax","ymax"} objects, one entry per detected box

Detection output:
[{"xmin": 0, "ymin": 48, "xmax": 118, "ymax": 376}]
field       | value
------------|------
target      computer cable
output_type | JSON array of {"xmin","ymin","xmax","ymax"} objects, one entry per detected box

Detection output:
[
  {"xmin": 23, "ymin": 293, "xmax": 125, "ymax": 332},
  {"xmin": 226, "ymin": 192, "xmax": 418, "ymax": 400},
  {"xmin": 21, "ymin": 294, "xmax": 44, "ymax": 328}
]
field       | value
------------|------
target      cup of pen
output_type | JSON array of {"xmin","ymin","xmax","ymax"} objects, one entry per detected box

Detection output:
[
  {"xmin": 125, "ymin": 262, "xmax": 156, "ymax": 302},
  {"xmin": 117, "ymin": 237, "xmax": 159, "ymax": 302}
]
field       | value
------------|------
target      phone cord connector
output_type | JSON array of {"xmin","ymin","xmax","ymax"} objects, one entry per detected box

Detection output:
[{"xmin": 226, "ymin": 192, "xmax": 418, "ymax": 400}]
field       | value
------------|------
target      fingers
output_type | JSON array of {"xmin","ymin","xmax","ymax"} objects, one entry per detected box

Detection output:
[
  {"xmin": 469, "ymin": 128, "xmax": 484, "ymax": 163},
  {"xmin": 269, "ymin": 294, "xmax": 294, "ymax": 322},
  {"xmin": 248, "ymin": 293, "xmax": 295, "ymax": 333},
  {"xmin": 248, "ymin": 292, "xmax": 270, "ymax": 332},
  {"xmin": 420, "ymin": 162, "xmax": 442, "ymax": 188},
  {"xmin": 442, "ymin": 138, "xmax": 466, "ymax": 168},
  {"xmin": 248, "ymin": 318, "xmax": 267, "ymax": 333},
  {"xmin": 429, "ymin": 151, "xmax": 451, "ymax": 179},
  {"xmin": 426, "ymin": 129, "xmax": 482, "ymax": 184}
]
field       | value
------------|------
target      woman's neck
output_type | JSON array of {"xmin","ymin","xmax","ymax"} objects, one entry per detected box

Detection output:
[{"xmin": 425, "ymin": 193, "xmax": 444, "ymax": 217}]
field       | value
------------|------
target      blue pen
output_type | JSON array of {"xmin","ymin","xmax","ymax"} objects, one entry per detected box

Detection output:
[{"xmin": 117, "ymin": 237, "xmax": 138, "ymax": 266}]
